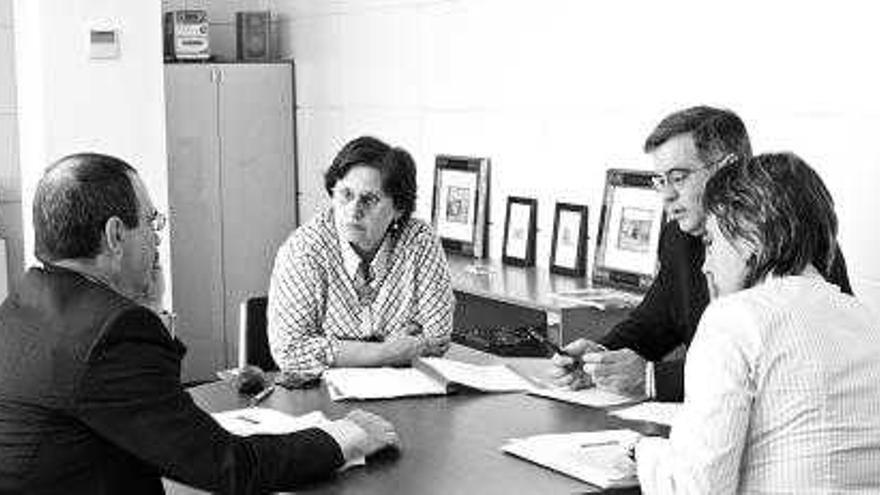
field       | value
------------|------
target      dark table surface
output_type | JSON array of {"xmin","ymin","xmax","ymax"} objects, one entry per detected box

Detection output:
[{"xmin": 167, "ymin": 346, "xmax": 665, "ymax": 494}]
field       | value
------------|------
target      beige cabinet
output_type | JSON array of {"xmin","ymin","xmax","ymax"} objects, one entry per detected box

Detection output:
[{"xmin": 165, "ymin": 62, "xmax": 297, "ymax": 382}]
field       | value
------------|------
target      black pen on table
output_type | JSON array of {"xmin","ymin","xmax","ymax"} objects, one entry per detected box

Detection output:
[{"xmin": 249, "ymin": 385, "xmax": 275, "ymax": 407}]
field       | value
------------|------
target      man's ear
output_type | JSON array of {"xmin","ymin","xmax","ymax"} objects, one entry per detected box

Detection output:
[{"xmin": 103, "ymin": 216, "xmax": 127, "ymax": 257}]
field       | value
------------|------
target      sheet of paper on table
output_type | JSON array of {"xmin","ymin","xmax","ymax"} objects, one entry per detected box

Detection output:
[
  {"xmin": 528, "ymin": 385, "xmax": 640, "ymax": 408},
  {"xmin": 211, "ymin": 408, "xmax": 365, "ymax": 468},
  {"xmin": 324, "ymin": 357, "xmax": 533, "ymax": 400},
  {"xmin": 502, "ymin": 429, "xmax": 640, "ymax": 489},
  {"xmin": 212, "ymin": 408, "xmax": 329, "ymax": 436},
  {"xmin": 609, "ymin": 401, "xmax": 682, "ymax": 426}
]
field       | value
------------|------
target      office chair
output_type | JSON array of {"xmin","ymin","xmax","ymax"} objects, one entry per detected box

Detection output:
[{"xmin": 239, "ymin": 295, "xmax": 279, "ymax": 372}]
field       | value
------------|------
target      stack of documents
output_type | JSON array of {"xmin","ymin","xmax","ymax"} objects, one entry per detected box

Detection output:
[
  {"xmin": 324, "ymin": 357, "xmax": 533, "ymax": 400},
  {"xmin": 501, "ymin": 429, "xmax": 640, "ymax": 489}
]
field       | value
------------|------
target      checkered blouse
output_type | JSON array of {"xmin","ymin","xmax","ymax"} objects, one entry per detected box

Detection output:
[{"xmin": 267, "ymin": 208, "xmax": 454, "ymax": 372}]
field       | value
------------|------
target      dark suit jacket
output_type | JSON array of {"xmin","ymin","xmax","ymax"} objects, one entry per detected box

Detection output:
[
  {"xmin": 0, "ymin": 266, "xmax": 344, "ymax": 494},
  {"xmin": 598, "ymin": 222, "xmax": 852, "ymax": 402}
]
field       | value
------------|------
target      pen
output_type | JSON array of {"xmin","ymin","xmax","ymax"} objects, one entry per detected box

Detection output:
[
  {"xmin": 248, "ymin": 385, "xmax": 275, "ymax": 407},
  {"xmin": 579, "ymin": 440, "xmax": 620, "ymax": 449},
  {"xmin": 525, "ymin": 328, "xmax": 606, "ymax": 360},
  {"xmin": 235, "ymin": 414, "xmax": 260, "ymax": 425}
]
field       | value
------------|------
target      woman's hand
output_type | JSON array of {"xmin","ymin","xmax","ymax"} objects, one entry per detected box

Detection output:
[{"xmin": 379, "ymin": 334, "xmax": 426, "ymax": 366}]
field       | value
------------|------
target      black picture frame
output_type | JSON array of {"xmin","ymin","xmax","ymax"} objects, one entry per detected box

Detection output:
[
  {"xmin": 502, "ymin": 196, "xmax": 537, "ymax": 267},
  {"xmin": 431, "ymin": 155, "xmax": 491, "ymax": 258},
  {"xmin": 593, "ymin": 168, "xmax": 666, "ymax": 292},
  {"xmin": 549, "ymin": 202, "xmax": 589, "ymax": 277}
]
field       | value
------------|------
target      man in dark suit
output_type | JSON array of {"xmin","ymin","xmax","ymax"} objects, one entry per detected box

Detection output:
[
  {"xmin": 0, "ymin": 153, "xmax": 399, "ymax": 494},
  {"xmin": 549, "ymin": 107, "xmax": 851, "ymax": 401}
]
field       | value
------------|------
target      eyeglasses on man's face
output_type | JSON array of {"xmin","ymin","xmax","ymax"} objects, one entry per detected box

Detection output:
[
  {"xmin": 651, "ymin": 168, "xmax": 698, "ymax": 191},
  {"xmin": 652, "ymin": 154, "xmax": 737, "ymax": 192},
  {"xmin": 146, "ymin": 211, "xmax": 166, "ymax": 233}
]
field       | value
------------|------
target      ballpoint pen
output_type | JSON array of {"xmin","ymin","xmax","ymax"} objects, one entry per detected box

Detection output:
[
  {"xmin": 524, "ymin": 327, "xmax": 606, "ymax": 369},
  {"xmin": 248, "ymin": 385, "xmax": 275, "ymax": 407}
]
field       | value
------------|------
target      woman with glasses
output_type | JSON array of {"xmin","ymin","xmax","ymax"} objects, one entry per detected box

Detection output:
[
  {"xmin": 635, "ymin": 153, "xmax": 880, "ymax": 493},
  {"xmin": 267, "ymin": 136, "xmax": 454, "ymax": 376}
]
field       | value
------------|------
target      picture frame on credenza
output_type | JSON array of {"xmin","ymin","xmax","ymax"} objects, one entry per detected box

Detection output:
[
  {"xmin": 549, "ymin": 202, "xmax": 589, "ymax": 277},
  {"xmin": 431, "ymin": 155, "xmax": 491, "ymax": 259},
  {"xmin": 502, "ymin": 196, "xmax": 537, "ymax": 267}
]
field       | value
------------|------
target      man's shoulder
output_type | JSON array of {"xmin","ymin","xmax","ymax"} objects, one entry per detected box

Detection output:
[{"xmin": 0, "ymin": 268, "xmax": 157, "ymax": 399}]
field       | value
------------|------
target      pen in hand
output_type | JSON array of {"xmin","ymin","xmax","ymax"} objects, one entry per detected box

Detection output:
[
  {"xmin": 248, "ymin": 385, "xmax": 275, "ymax": 407},
  {"xmin": 524, "ymin": 328, "xmax": 581, "ymax": 368}
]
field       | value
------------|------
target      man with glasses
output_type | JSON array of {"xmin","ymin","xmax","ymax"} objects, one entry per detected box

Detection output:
[
  {"xmin": 0, "ymin": 153, "xmax": 399, "ymax": 493},
  {"xmin": 549, "ymin": 106, "xmax": 853, "ymax": 401}
]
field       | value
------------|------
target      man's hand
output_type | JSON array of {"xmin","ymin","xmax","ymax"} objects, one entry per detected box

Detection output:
[
  {"xmin": 582, "ymin": 347, "xmax": 647, "ymax": 397},
  {"xmin": 344, "ymin": 409, "xmax": 400, "ymax": 456},
  {"xmin": 546, "ymin": 339, "xmax": 604, "ymax": 390}
]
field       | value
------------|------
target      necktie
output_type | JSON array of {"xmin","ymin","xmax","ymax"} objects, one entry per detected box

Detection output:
[{"xmin": 355, "ymin": 260, "xmax": 376, "ymax": 305}]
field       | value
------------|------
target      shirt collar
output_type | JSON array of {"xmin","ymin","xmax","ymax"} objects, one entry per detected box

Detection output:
[{"xmin": 338, "ymin": 231, "xmax": 393, "ymax": 281}]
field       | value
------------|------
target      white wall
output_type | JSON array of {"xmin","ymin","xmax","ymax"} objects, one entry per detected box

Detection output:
[
  {"xmin": 0, "ymin": 0, "xmax": 21, "ymax": 294},
  {"xmin": 182, "ymin": 0, "xmax": 880, "ymax": 318},
  {"xmin": 14, "ymin": 0, "xmax": 170, "ymax": 303}
]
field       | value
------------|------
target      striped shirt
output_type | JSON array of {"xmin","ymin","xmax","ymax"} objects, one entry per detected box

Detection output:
[
  {"xmin": 637, "ymin": 271, "xmax": 880, "ymax": 494},
  {"xmin": 267, "ymin": 208, "xmax": 455, "ymax": 372}
]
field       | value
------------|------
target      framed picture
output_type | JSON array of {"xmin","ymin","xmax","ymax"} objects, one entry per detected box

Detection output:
[
  {"xmin": 502, "ymin": 196, "xmax": 537, "ymax": 267},
  {"xmin": 431, "ymin": 155, "xmax": 491, "ymax": 258},
  {"xmin": 549, "ymin": 202, "xmax": 589, "ymax": 277},
  {"xmin": 593, "ymin": 168, "xmax": 666, "ymax": 292}
]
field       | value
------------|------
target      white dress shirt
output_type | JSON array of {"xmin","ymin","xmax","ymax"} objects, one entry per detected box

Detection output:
[{"xmin": 637, "ymin": 271, "xmax": 880, "ymax": 494}]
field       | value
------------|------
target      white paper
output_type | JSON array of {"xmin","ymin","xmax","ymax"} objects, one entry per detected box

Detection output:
[
  {"xmin": 504, "ymin": 202, "xmax": 532, "ymax": 259},
  {"xmin": 529, "ymin": 386, "xmax": 640, "ymax": 408},
  {"xmin": 212, "ymin": 408, "xmax": 366, "ymax": 469},
  {"xmin": 212, "ymin": 408, "xmax": 329, "ymax": 436},
  {"xmin": 502, "ymin": 429, "xmax": 640, "ymax": 489},
  {"xmin": 419, "ymin": 357, "xmax": 533, "ymax": 392},
  {"xmin": 610, "ymin": 401, "xmax": 682, "ymax": 426},
  {"xmin": 553, "ymin": 209, "xmax": 582, "ymax": 269},
  {"xmin": 323, "ymin": 358, "xmax": 533, "ymax": 401},
  {"xmin": 324, "ymin": 367, "xmax": 447, "ymax": 400}
]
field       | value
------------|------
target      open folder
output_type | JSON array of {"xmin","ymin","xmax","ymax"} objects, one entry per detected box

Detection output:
[
  {"xmin": 324, "ymin": 357, "xmax": 533, "ymax": 400},
  {"xmin": 502, "ymin": 429, "xmax": 640, "ymax": 489}
]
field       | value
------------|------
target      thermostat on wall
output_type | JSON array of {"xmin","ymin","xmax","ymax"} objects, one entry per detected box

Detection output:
[{"xmin": 89, "ymin": 24, "xmax": 120, "ymax": 59}]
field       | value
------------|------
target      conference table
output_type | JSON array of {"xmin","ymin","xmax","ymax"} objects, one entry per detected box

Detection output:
[{"xmin": 167, "ymin": 345, "xmax": 668, "ymax": 494}]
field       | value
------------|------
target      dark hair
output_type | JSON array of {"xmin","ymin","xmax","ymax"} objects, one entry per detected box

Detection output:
[
  {"xmin": 324, "ymin": 136, "xmax": 417, "ymax": 222},
  {"xmin": 33, "ymin": 153, "xmax": 140, "ymax": 262},
  {"xmin": 644, "ymin": 106, "xmax": 753, "ymax": 165},
  {"xmin": 703, "ymin": 152, "xmax": 838, "ymax": 288}
]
